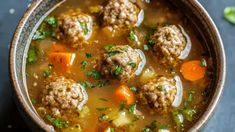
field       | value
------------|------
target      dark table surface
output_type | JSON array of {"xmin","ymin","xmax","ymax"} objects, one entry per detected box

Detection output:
[{"xmin": 0, "ymin": 0, "xmax": 234, "ymax": 131}]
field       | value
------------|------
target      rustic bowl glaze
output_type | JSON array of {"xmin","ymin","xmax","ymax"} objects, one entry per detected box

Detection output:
[{"xmin": 9, "ymin": 0, "xmax": 226, "ymax": 131}]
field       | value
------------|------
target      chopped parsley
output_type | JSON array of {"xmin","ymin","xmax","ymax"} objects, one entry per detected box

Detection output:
[
  {"xmin": 86, "ymin": 70, "xmax": 101, "ymax": 80},
  {"xmin": 142, "ymin": 120, "xmax": 157, "ymax": 132},
  {"xmin": 99, "ymin": 98, "xmax": 108, "ymax": 102},
  {"xmin": 112, "ymin": 65, "xmax": 123, "ymax": 76},
  {"xmin": 43, "ymin": 69, "xmax": 51, "ymax": 78},
  {"xmin": 128, "ymin": 30, "xmax": 137, "ymax": 41},
  {"xmin": 128, "ymin": 62, "xmax": 137, "ymax": 68},
  {"xmin": 105, "ymin": 45, "xmax": 113, "ymax": 52},
  {"xmin": 79, "ymin": 21, "xmax": 89, "ymax": 35},
  {"xmin": 79, "ymin": 81, "xmax": 93, "ymax": 88},
  {"xmin": 200, "ymin": 58, "xmax": 207, "ymax": 67},
  {"xmin": 98, "ymin": 114, "xmax": 109, "ymax": 122},
  {"xmin": 31, "ymin": 98, "xmax": 37, "ymax": 105},
  {"xmin": 184, "ymin": 91, "xmax": 195, "ymax": 107},
  {"xmin": 128, "ymin": 104, "xmax": 137, "ymax": 114},
  {"xmin": 86, "ymin": 53, "xmax": 92, "ymax": 58},
  {"xmin": 119, "ymin": 101, "xmax": 126, "ymax": 111},
  {"xmin": 46, "ymin": 115, "xmax": 69, "ymax": 128},
  {"xmin": 96, "ymin": 107, "xmax": 110, "ymax": 111},
  {"xmin": 130, "ymin": 86, "xmax": 137, "ymax": 92},
  {"xmin": 27, "ymin": 46, "xmax": 37, "ymax": 64},
  {"xmin": 181, "ymin": 108, "xmax": 197, "ymax": 121},
  {"xmin": 80, "ymin": 61, "xmax": 88, "ymax": 69},
  {"xmin": 33, "ymin": 16, "xmax": 57, "ymax": 40},
  {"xmin": 224, "ymin": 6, "xmax": 235, "ymax": 24}
]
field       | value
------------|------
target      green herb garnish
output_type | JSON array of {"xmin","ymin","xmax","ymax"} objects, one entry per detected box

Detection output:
[
  {"xmin": 119, "ymin": 101, "xmax": 126, "ymax": 111},
  {"xmin": 31, "ymin": 98, "xmax": 37, "ymax": 105},
  {"xmin": 142, "ymin": 120, "xmax": 157, "ymax": 132},
  {"xmin": 86, "ymin": 70, "xmax": 101, "ymax": 80},
  {"xmin": 224, "ymin": 7, "xmax": 235, "ymax": 24},
  {"xmin": 128, "ymin": 62, "xmax": 137, "ymax": 68},
  {"xmin": 128, "ymin": 30, "xmax": 137, "ymax": 41},
  {"xmin": 98, "ymin": 114, "xmax": 109, "ymax": 122},
  {"xmin": 113, "ymin": 65, "xmax": 123, "ymax": 76},
  {"xmin": 99, "ymin": 98, "xmax": 108, "ymax": 102},
  {"xmin": 96, "ymin": 107, "xmax": 110, "ymax": 111},
  {"xmin": 200, "ymin": 58, "xmax": 207, "ymax": 67},
  {"xmin": 27, "ymin": 46, "xmax": 37, "ymax": 64},
  {"xmin": 86, "ymin": 53, "xmax": 92, "ymax": 58},
  {"xmin": 143, "ymin": 44, "xmax": 149, "ymax": 51},
  {"xmin": 128, "ymin": 104, "xmax": 137, "ymax": 114},
  {"xmin": 80, "ymin": 61, "xmax": 88, "ymax": 69},
  {"xmin": 43, "ymin": 69, "xmax": 51, "ymax": 78},
  {"xmin": 130, "ymin": 86, "xmax": 137, "ymax": 92},
  {"xmin": 46, "ymin": 115, "xmax": 69, "ymax": 128},
  {"xmin": 79, "ymin": 21, "xmax": 89, "ymax": 35}
]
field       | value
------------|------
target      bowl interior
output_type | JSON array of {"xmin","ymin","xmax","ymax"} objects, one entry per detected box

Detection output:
[{"xmin": 10, "ymin": 0, "xmax": 225, "ymax": 131}]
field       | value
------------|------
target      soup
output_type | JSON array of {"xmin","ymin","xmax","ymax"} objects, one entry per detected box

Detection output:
[{"xmin": 26, "ymin": 0, "xmax": 213, "ymax": 131}]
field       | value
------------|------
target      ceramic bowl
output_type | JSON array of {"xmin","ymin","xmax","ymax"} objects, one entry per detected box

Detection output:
[{"xmin": 9, "ymin": 0, "xmax": 226, "ymax": 131}]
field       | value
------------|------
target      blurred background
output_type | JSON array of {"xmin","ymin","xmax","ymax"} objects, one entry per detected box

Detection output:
[{"xmin": 0, "ymin": 0, "xmax": 234, "ymax": 131}]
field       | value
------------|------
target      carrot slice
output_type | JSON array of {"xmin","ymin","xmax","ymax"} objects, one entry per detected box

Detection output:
[
  {"xmin": 50, "ymin": 44, "xmax": 68, "ymax": 53},
  {"xmin": 48, "ymin": 52, "xmax": 76, "ymax": 72},
  {"xmin": 180, "ymin": 60, "xmax": 206, "ymax": 81},
  {"xmin": 114, "ymin": 85, "xmax": 135, "ymax": 105}
]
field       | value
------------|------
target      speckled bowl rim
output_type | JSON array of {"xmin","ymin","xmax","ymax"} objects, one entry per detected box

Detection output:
[{"xmin": 9, "ymin": 0, "xmax": 226, "ymax": 131}]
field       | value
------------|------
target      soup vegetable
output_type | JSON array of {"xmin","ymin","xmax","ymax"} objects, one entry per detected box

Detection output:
[{"xmin": 26, "ymin": 0, "xmax": 213, "ymax": 131}]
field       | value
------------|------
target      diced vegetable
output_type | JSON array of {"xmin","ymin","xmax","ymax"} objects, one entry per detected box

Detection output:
[
  {"xmin": 200, "ymin": 58, "xmax": 207, "ymax": 67},
  {"xmin": 79, "ymin": 21, "xmax": 89, "ymax": 35},
  {"xmin": 44, "ymin": 16, "xmax": 57, "ymax": 28},
  {"xmin": 180, "ymin": 60, "xmax": 206, "ymax": 81},
  {"xmin": 27, "ymin": 46, "xmax": 38, "ymax": 64},
  {"xmin": 112, "ymin": 111, "xmax": 132, "ymax": 127},
  {"xmin": 105, "ymin": 127, "xmax": 115, "ymax": 132},
  {"xmin": 114, "ymin": 85, "xmax": 135, "ymax": 105},
  {"xmin": 139, "ymin": 68, "xmax": 157, "ymax": 83},
  {"xmin": 224, "ymin": 6, "xmax": 235, "ymax": 24},
  {"xmin": 50, "ymin": 44, "xmax": 67, "ymax": 52},
  {"xmin": 48, "ymin": 52, "xmax": 76, "ymax": 72},
  {"xmin": 119, "ymin": 101, "xmax": 126, "ymax": 111},
  {"xmin": 46, "ymin": 115, "xmax": 69, "ymax": 128}
]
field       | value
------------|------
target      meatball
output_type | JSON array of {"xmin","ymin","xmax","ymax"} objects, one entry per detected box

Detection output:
[
  {"xmin": 41, "ymin": 75, "xmax": 88, "ymax": 116},
  {"xmin": 57, "ymin": 10, "xmax": 93, "ymax": 48},
  {"xmin": 103, "ymin": 0, "xmax": 144, "ymax": 30},
  {"xmin": 100, "ymin": 45, "xmax": 143, "ymax": 81},
  {"xmin": 137, "ymin": 77, "xmax": 177, "ymax": 113},
  {"xmin": 152, "ymin": 25, "xmax": 186, "ymax": 66}
]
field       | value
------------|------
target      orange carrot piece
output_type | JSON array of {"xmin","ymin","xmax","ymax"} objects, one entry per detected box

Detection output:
[
  {"xmin": 48, "ymin": 52, "xmax": 76, "ymax": 72},
  {"xmin": 180, "ymin": 60, "xmax": 206, "ymax": 81},
  {"xmin": 114, "ymin": 85, "xmax": 135, "ymax": 105},
  {"xmin": 50, "ymin": 44, "xmax": 68, "ymax": 53}
]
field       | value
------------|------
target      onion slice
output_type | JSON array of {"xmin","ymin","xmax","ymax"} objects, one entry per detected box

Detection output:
[
  {"xmin": 135, "ymin": 49, "xmax": 146, "ymax": 75},
  {"xmin": 178, "ymin": 25, "xmax": 192, "ymax": 60},
  {"xmin": 172, "ymin": 76, "xmax": 183, "ymax": 107}
]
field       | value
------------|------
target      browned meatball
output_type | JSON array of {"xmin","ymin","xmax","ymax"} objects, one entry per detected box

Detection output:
[
  {"xmin": 57, "ymin": 10, "xmax": 93, "ymax": 48},
  {"xmin": 41, "ymin": 74, "xmax": 88, "ymax": 116},
  {"xmin": 138, "ymin": 76, "xmax": 177, "ymax": 113},
  {"xmin": 103, "ymin": 0, "xmax": 144, "ymax": 30},
  {"xmin": 100, "ymin": 45, "xmax": 143, "ymax": 81},
  {"xmin": 152, "ymin": 25, "xmax": 187, "ymax": 66}
]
